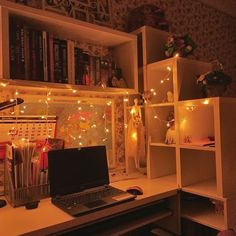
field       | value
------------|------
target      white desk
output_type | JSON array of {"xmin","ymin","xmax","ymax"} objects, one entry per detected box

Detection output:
[{"xmin": 0, "ymin": 176, "xmax": 179, "ymax": 236}]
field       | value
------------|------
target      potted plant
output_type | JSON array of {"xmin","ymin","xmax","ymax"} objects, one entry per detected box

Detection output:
[{"xmin": 197, "ymin": 70, "xmax": 232, "ymax": 97}]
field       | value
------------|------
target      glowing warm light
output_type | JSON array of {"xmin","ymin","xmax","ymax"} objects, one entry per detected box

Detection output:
[
  {"xmin": 160, "ymin": 80, "xmax": 164, "ymax": 84},
  {"xmin": 77, "ymin": 100, "xmax": 81, "ymax": 104},
  {"xmin": 123, "ymin": 98, "xmax": 129, "ymax": 102},
  {"xmin": 131, "ymin": 132, "xmax": 137, "ymax": 140},
  {"xmin": 78, "ymin": 135, "xmax": 82, "ymax": 139},
  {"xmin": 167, "ymin": 66, "xmax": 172, "ymax": 71},
  {"xmin": 15, "ymin": 91, "xmax": 19, "ymax": 95},
  {"xmin": 41, "ymin": 116, "xmax": 45, "ymax": 119},
  {"xmin": 105, "ymin": 128, "xmax": 109, "ymax": 133},
  {"xmin": 202, "ymin": 99, "xmax": 209, "ymax": 105},
  {"xmin": 20, "ymin": 110, "xmax": 24, "ymax": 114},
  {"xmin": 78, "ymin": 107, "xmax": 82, "ymax": 110},
  {"xmin": 79, "ymin": 142, "xmax": 83, "ymax": 146},
  {"xmin": 130, "ymin": 107, "xmax": 135, "ymax": 114},
  {"xmin": 175, "ymin": 53, "xmax": 179, "ymax": 58},
  {"xmin": 0, "ymin": 83, "xmax": 7, "ymax": 87},
  {"xmin": 124, "ymin": 124, "xmax": 128, "ymax": 129},
  {"xmin": 47, "ymin": 97, "xmax": 51, "ymax": 101},
  {"xmin": 23, "ymin": 106, "xmax": 26, "ymax": 109},
  {"xmin": 154, "ymin": 115, "xmax": 158, "ymax": 119},
  {"xmin": 10, "ymin": 99, "xmax": 15, "ymax": 102},
  {"xmin": 185, "ymin": 105, "xmax": 196, "ymax": 111},
  {"xmin": 106, "ymin": 101, "xmax": 112, "ymax": 106},
  {"xmin": 150, "ymin": 88, "xmax": 155, "ymax": 92},
  {"xmin": 166, "ymin": 122, "xmax": 170, "ymax": 127},
  {"xmin": 153, "ymin": 92, "xmax": 157, "ymax": 96},
  {"xmin": 91, "ymin": 124, "xmax": 97, "ymax": 128},
  {"xmin": 72, "ymin": 90, "xmax": 76, "ymax": 93}
]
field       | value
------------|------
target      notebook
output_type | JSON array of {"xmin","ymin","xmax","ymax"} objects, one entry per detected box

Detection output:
[{"xmin": 48, "ymin": 146, "xmax": 136, "ymax": 216}]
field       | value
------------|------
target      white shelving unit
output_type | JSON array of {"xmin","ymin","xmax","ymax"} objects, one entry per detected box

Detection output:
[{"xmin": 132, "ymin": 26, "xmax": 236, "ymax": 231}]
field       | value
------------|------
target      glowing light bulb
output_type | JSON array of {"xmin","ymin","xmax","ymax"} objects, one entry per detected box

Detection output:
[
  {"xmin": 123, "ymin": 98, "xmax": 129, "ymax": 102},
  {"xmin": 154, "ymin": 115, "xmax": 158, "ymax": 119},
  {"xmin": 175, "ymin": 53, "xmax": 179, "ymax": 58},
  {"xmin": 0, "ymin": 83, "xmax": 7, "ymax": 87},
  {"xmin": 166, "ymin": 122, "xmax": 170, "ymax": 127},
  {"xmin": 72, "ymin": 90, "xmax": 76, "ymax": 93},
  {"xmin": 105, "ymin": 128, "xmax": 109, "ymax": 133},
  {"xmin": 15, "ymin": 91, "xmax": 19, "ymax": 95},
  {"xmin": 202, "ymin": 99, "xmax": 209, "ymax": 105},
  {"xmin": 160, "ymin": 80, "xmax": 164, "ymax": 84},
  {"xmin": 167, "ymin": 66, "xmax": 172, "ymax": 71},
  {"xmin": 77, "ymin": 100, "xmax": 81, "ymax": 104},
  {"xmin": 131, "ymin": 132, "xmax": 137, "ymax": 140},
  {"xmin": 124, "ymin": 124, "xmax": 128, "ymax": 129}
]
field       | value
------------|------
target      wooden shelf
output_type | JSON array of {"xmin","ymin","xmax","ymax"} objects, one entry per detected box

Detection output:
[
  {"xmin": 0, "ymin": 78, "xmax": 135, "ymax": 96},
  {"xmin": 150, "ymin": 142, "xmax": 176, "ymax": 148},
  {"xmin": 179, "ymin": 144, "xmax": 215, "ymax": 152},
  {"xmin": 147, "ymin": 103, "xmax": 174, "ymax": 108},
  {"xmin": 182, "ymin": 200, "xmax": 225, "ymax": 231},
  {"xmin": 94, "ymin": 209, "xmax": 172, "ymax": 236},
  {"xmin": 182, "ymin": 179, "xmax": 219, "ymax": 200}
]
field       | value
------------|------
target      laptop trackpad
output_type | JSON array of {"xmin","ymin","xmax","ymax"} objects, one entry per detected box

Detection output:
[{"xmin": 84, "ymin": 200, "xmax": 106, "ymax": 208}]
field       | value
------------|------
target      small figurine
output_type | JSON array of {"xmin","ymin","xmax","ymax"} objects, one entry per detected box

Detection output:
[
  {"xmin": 167, "ymin": 91, "xmax": 174, "ymax": 103},
  {"xmin": 165, "ymin": 112, "xmax": 176, "ymax": 144}
]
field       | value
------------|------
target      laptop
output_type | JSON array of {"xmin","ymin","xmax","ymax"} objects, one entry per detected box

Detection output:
[{"xmin": 48, "ymin": 146, "xmax": 136, "ymax": 216}]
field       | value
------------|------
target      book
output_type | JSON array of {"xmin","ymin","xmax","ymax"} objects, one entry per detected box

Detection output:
[
  {"xmin": 74, "ymin": 47, "xmax": 84, "ymax": 85},
  {"xmin": 60, "ymin": 39, "xmax": 68, "ymax": 83},
  {"xmin": 47, "ymin": 32, "xmax": 54, "ymax": 82},
  {"xmin": 53, "ymin": 38, "xmax": 62, "ymax": 83},
  {"xmin": 67, "ymin": 40, "xmax": 75, "ymax": 84}
]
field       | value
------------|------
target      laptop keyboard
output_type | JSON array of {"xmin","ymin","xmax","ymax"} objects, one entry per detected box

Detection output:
[{"xmin": 54, "ymin": 186, "xmax": 125, "ymax": 208}]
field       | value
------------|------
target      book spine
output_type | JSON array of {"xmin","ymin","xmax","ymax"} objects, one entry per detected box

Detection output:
[
  {"xmin": 95, "ymin": 57, "xmax": 101, "ymax": 85},
  {"xmin": 60, "ymin": 39, "xmax": 68, "ymax": 84},
  {"xmin": 24, "ymin": 26, "xmax": 30, "ymax": 81},
  {"xmin": 19, "ymin": 25, "xmax": 25, "ymax": 80},
  {"xmin": 74, "ymin": 47, "xmax": 84, "ymax": 85},
  {"xmin": 89, "ymin": 55, "xmax": 96, "ymax": 86},
  {"xmin": 42, "ymin": 31, "xmax": 48, "ymax": 82},
  {"xmin": 9, "ymin": 19, "xmax": 16, "ymax": 80},
  {"xmin": 37, "ymin": 30, "xmax": 44, "ymax": 81},
  {"xmin": 29, "ymin": 29, "xmax": 37, "ymax": 81},
  {"xmin": 67, "ymin": 40, "xmax": 75, "ymax": 84},
  {"xmin": 82, "ymin": 52, "xmax": 90, "ymax": 86},
  {"xmin": 53, "ymin": 38, "xmax": 62, "ymax": 83},
  {"xmin": 47, "ymin": 33, "xmax": 54, "ymax": 83}
]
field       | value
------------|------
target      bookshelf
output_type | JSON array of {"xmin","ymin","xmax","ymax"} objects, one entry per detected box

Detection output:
[
  {"xmin": 131, "ymin": 26, "xmax": 236, "ymax": 231},
  {"xmin": 0, "ymin": 0, "xmax": 138, "ymax": 94}
]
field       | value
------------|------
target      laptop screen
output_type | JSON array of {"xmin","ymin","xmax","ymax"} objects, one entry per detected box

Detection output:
[{"xmin": 48, "ymin": 146, "xmax": 109, "ymax": 197}]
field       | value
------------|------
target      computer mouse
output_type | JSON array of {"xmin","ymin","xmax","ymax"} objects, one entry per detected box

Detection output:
[{"xmin": 126, "ymin": 186, "xmax": 143, "ymax": 195}]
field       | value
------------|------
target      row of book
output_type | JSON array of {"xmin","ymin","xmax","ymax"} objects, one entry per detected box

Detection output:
[{"xmin": 9, "ymin": 19, "xmax": 124, "ymax": 87}]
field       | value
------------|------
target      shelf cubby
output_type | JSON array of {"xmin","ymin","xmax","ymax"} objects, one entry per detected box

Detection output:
[
  {"xmin": 180, "ymin": 148, "xmax": 216, "ymax": 195},
  {"xmin": 146, "ymin": 105, "xmax": 175, "ymax": 144},
  {"xmin": 147, "ymin": 145, "xmax": 176, "ymax": 181}
]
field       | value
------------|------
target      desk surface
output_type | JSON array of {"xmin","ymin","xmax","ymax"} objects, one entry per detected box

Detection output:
[{"xmin": 0, "ymin": 175, "xmax": 178, "ymax": 236}]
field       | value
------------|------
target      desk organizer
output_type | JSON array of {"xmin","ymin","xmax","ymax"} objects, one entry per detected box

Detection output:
[
  {"xmin": 4, "ymin": 142, "xmax": 50, "ymax": 207},
  {"xmin": 4, "ymin": 176, "xmax": 49, "ymax": 207}
]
